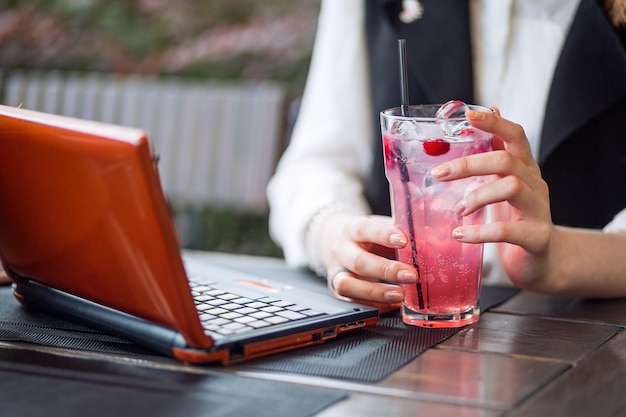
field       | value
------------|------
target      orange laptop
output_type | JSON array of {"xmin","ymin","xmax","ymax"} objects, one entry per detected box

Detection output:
[{"xmin": 0, "ymin": 104, "xmax": 378, "ymax": 364}]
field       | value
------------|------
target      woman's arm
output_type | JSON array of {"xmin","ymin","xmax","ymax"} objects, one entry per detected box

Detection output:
[{"xmin": 266, "ymin": 0, "xmax": 373, "ymax": 267}]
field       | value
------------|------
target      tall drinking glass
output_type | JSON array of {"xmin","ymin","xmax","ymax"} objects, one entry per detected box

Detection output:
[{"xmin": 380, "ymin": 103, "xmax": 493, "ymax": 328}]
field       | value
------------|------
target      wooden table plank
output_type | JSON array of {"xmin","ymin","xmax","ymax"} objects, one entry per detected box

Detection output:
[
  {"xmin": 507, "ymin": 329, "xmax": 626, "ymax": 417},
  {"xmin": 315, "ymin": 393, "xmax": 501, "ymax": 417},
  {"xmin": 438, "ymin": 312, "xmax": 618, "ymax": 363},
  {"xmin": 492, "ymin": 292, "xmax": 626, "ymax": 326},
  {"xmin": 379, "ymin": 347, "xmax": 566, "ymax": 409}
]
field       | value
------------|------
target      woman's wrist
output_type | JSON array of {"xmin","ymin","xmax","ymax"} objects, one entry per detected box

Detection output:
[{"xmin": 305, "ymin": 202, "xmax": 363, "ymax": 277}]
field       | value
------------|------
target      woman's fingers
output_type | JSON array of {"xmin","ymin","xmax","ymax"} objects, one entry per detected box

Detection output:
[
  {"xmin": 343, "ymin": 214, "xmax": 407, "ymax": 249},
  {"xmin": 337, "ymin": 242, "xmax": 417, "ymax": 284},
  {"xmin": 433, "ymin": 149, "xmax": 539, "ymax": 184},
  {"xmin": 453, "ymin": 218, "xmax": 553, "ymax": 254},
  {"xmin": 466, "ymin": 109, "xmax": 535, "ymax": 164},
  {"xmin": 317, "ymin": 213, "xmax": 417, "ymax": 306},
  {"xmin": 456, "ymin": 173, "xmax": 549, "ymax": 217},
  {"xmin": 327, "ymin": 267, "xmax": 404, "ymax": 307},
  {"xmin": 330, "ymin": 215, "xmax": 417, "ymax": 285}
]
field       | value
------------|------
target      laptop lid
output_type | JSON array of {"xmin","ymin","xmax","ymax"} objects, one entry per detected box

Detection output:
[
  {"xmin": 0, "ymin": 104, "xmax": 379, "ymax": 364},
  {"xmin": 0, "ymin": 104, "xmax": 211, "ymax": 349}
]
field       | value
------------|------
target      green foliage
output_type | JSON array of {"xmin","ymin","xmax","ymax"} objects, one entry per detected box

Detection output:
[
  {"xmin": 0, "ymin": 0, "xmax": 319, "ymax": 91},
  {"xmin": 177, "ymin": 52, "xmax": 312, "ymax": 94},
  {"xmin": 174, "ymin": 207, "xmax": 283, "ymax": 258}
]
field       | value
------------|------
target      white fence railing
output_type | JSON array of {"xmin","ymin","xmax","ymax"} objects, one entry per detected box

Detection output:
[{"xmin": 0, "ymin": 70, "xmax": 287, "ymax": 214}]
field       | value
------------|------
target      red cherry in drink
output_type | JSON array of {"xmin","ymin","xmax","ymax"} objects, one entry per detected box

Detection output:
[
  {"xmin": 382, "ymin": 136, "xmax": 396, "ymax": 167},
  {"xmin": 423, "ymin": 139, "xmax": 450, "ymax": 156}
]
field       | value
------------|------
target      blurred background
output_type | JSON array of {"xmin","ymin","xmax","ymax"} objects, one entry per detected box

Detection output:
[{"xmin": 0, "ymin": 0, "xmax": 322, "ymax": 258}]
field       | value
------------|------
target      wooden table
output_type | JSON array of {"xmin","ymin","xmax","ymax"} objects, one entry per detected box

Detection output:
[
  {"xmin": 2, "ymin": 252, "xmax": 626, "ymax": 417},
  {"xmin": 230, "ymin": 292, "xmax": 626, "ymax": 417}
]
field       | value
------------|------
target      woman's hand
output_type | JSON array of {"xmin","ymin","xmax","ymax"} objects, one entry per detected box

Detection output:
[
  {"xmin": 312, "ymin": 212, "xmax": 417, "ymax": 311},
  {"xmin": 431, "ymin": 107, "xmax": 557, "ymax": 291}
]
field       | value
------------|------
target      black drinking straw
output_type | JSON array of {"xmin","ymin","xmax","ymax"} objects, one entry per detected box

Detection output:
[
  {"xmin": 397, "ymin": 39, "xmax": 425, "ymax": 309},
  {"xmin": 398, "ymin": 39, "xmax": 410, "ymax": 117}
]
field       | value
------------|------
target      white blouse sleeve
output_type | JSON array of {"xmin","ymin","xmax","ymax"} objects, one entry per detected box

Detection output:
[
  {"xmin": 603, "ymin": 208, "xmax": 626, "ymax": 233},
  {"xmin": 266, "ymin": 0, "xmax": 373, "ymax": 267}
]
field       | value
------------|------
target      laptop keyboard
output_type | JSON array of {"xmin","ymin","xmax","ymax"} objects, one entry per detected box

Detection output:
[{"xmin": 189, "ymin": 281, "xmax": 326, "ymax": 338}]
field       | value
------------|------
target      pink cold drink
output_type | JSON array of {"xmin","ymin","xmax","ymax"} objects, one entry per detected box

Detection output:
[{"xmin": 380, "ymin": 103, "xmax": 493, "ymax": 328}]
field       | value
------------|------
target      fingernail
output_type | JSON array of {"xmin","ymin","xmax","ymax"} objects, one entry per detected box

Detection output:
[
  {"xmin": 384, "ymin": 290, "xmax": 404, "ymax": 303},
  {"xmin": 454, "ymin": 199, "xmax": 467, "ymax": 215},
  {"xmin": 466, "ymin": 110, "xmax": 484, "ymax": 121},
  {"xmin": 389, "ymin": 233, "xmax": 407, "ymax": 247},
  {"xmin": 397, "ymin": 269, "xmax": 417, "ymax": 284},
  {"xmin": 431, "ymin": 164, "xmax": 450, "ymax": 178},
  {"xmin": 452, "ymin": 227, "xmax": 464, "ymax": 240}
]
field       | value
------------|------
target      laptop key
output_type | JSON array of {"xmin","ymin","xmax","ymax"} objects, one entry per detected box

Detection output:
[
  {"xmin": 233, "ymin": 307, "xmax": 257, "ymax": 315},
  {"xmin": 192, "ymin": 285, "xmax": 214, "ymax": 293},
  {"xmin": 217, "ymin": 293, "xmax": 240, "ymax": 301},
  {"xmin": 196, "ymin": 304, "xmax": 215, "ymax": 311},
  {"xmin": 300, "ymin": 309, "xmax": 325, "ymax": 317},
  {"xmin": 234, "ymin": 316, "xmax": 257, "ymax": 324},
  {"xmin": 207, "ymin": 299, "xmax": 229, "ymax": 306},
  {"xmin": 264, "ymin": 316, "xmax": 289, "ymax": 325},
  {"xmin": 206, "ymin": 307, "xmax": 228, "ymax": 315},
  {"xmin": 276, "ymin": 310, "xmax": 306, "ymax": 320},
  {"xmin": 271, "ymin": 300, "xmax": 296, "ymax": 308},
  {"xmin": 221, "ymin": 303, "xmax": 243, "ymax": 310},
  {"xmin": 223, "ymin": 322, "xmax": 247, "ymax": 330},
  {"xmin": 247, "ymin": 301, "xmax": 269, "ymax": 309},
  {"xmin": 204, "ymin": 317, "xmax": 230, "ymax": 326},
  {"xmin": 232, "ymin": 297, "xmax": 254, "ymax": 304},
  {"xmin": 220, "ymin": 312, "xmax": 243, "ymax": 320},
  {"xmin": 261, "ymin": 306, "xmax": 283, "ymax": 313},
  {"xmin": 249, "ymin": 311, "xmax": 273, "ymax": 319},
  {"xmin": 247, "ymin": 320, "xmax": 272, "ymax": 328}
]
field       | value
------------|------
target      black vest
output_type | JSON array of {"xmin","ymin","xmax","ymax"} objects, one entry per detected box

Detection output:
[{"xmin": 364, "ymin": 0, "xmax": 626, "ymax": 229}]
